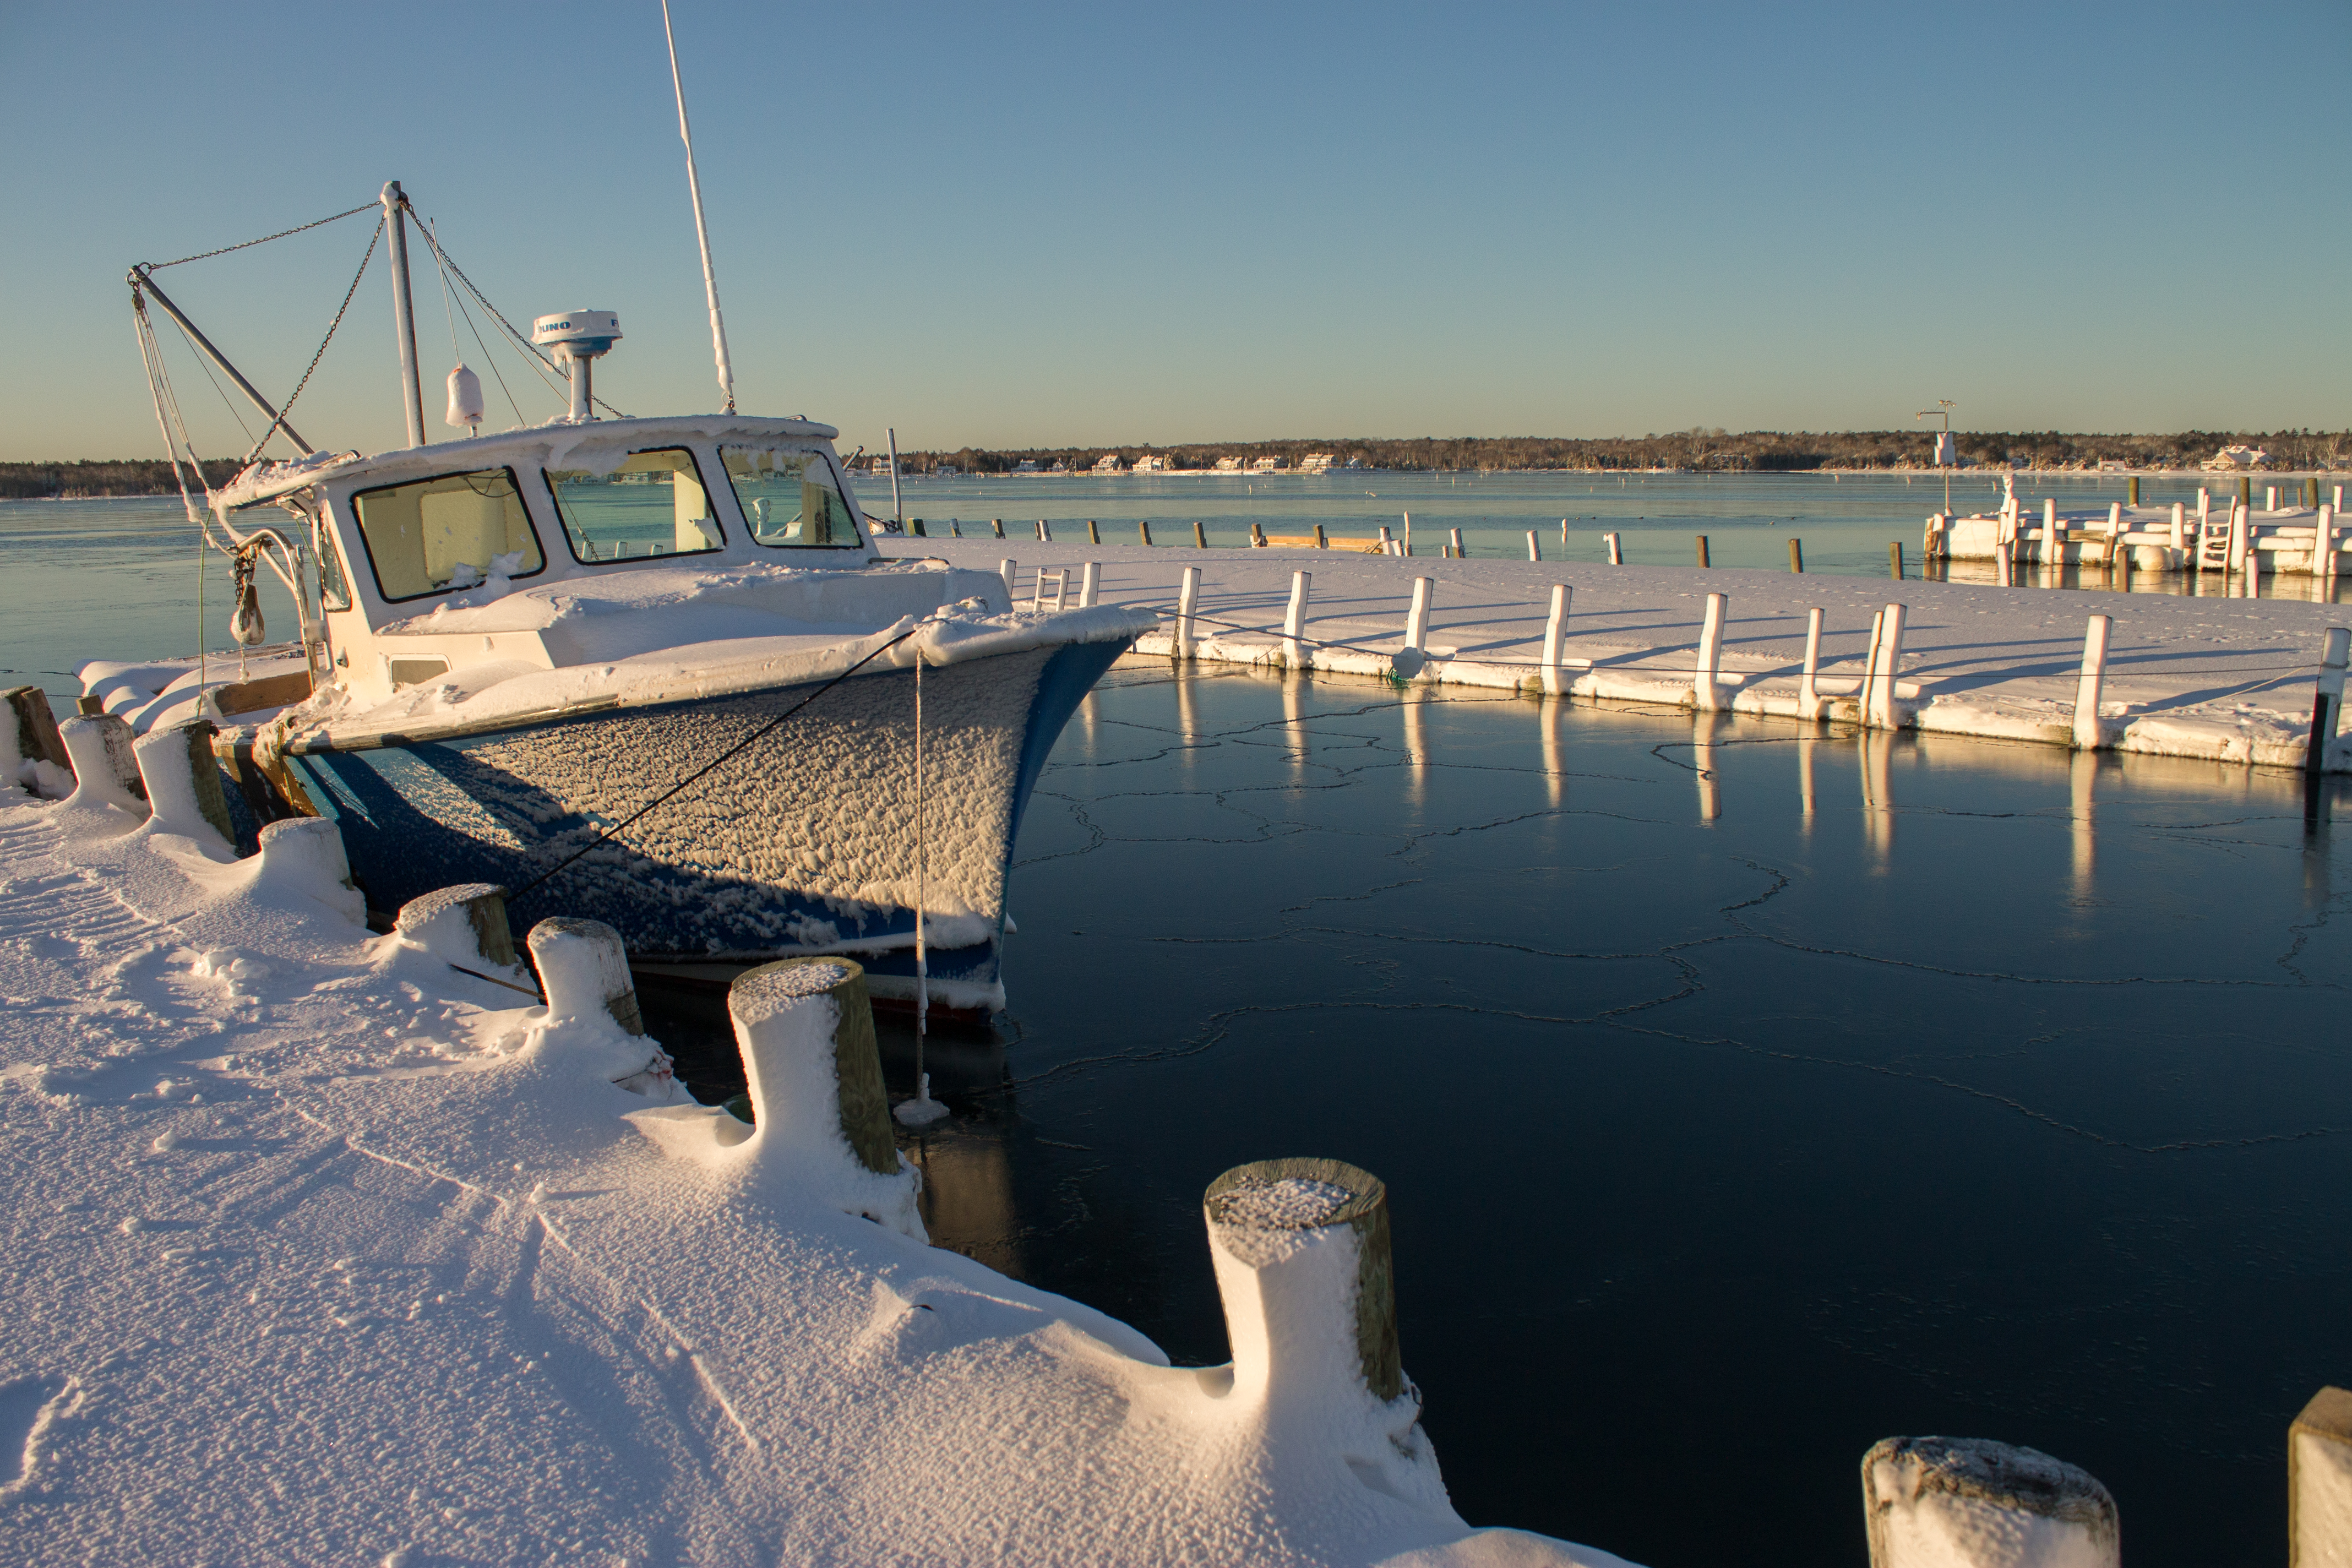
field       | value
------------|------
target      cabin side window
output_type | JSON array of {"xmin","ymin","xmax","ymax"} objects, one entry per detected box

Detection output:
[
  {"xmin": 347, "ymin": 467, "xmax": 545, "ymax": 603},
  {"xmin": 543, "ymin": 448, "xmax": 725, "ymax": 564},
  {"xmin": 721, "ymin": 446, "xmax": 862, "ymax": 549}
]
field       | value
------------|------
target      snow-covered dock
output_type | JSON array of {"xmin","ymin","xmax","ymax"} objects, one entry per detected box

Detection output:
[{"xmin": 879, "ymin": 539, "xmax": 2352, "ymax": 770}]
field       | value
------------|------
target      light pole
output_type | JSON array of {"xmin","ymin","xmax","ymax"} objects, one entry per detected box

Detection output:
[{"xmin": 1917, "ymin": 400, "xmax": 1957, "ymax": 515}]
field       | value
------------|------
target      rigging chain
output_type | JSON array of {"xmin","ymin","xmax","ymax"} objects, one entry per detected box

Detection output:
[
  {"xmin": 141, "ymin": 200, "xmax": 378, "ymax": 271},
  {"xmin": 238, "ymin": 214, "xmax": 385, "ymax": 465}
]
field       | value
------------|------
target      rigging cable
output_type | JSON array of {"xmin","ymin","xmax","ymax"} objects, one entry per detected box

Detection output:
[
  {"xmin": 234, "ymin": 214, "xmax": 383, "ymax": 466},
  {"xmin": 141, "ymin": 200, "xmax": 377, "ymax": 271},
  {"xmin": 506, "ymin": 620, "xmax": 929, "ymax": 901}
]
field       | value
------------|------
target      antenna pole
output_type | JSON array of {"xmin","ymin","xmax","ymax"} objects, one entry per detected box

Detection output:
[
  {"xmin": 888, "ymin": 427, "xmax": 904, "ymax": 527},
  {"xmin": 383, "ymin": 182, "xmax": 426, "ymax": 448},
  {"xmin": 663, "ymin": 0, "xmax": 736, "ymax": 413}
]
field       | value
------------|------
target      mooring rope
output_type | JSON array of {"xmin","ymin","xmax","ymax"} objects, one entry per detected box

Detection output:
[{"xmin": 508, "ymin": 622, "xmax": 928, "ymax": 901}]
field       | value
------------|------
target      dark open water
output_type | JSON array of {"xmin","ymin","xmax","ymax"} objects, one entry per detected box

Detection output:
[{"xmin": 665, "ymin": 658, "xmax": 2349, "ymax": 1566}]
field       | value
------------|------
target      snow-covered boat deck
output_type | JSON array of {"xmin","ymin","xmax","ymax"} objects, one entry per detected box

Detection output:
[{"xmin": 879, "ymin": 540, "xmax": 2352, "ymax": 769}]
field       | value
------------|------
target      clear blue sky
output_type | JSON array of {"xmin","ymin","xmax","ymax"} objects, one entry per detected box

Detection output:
[{"xmin": 3, "ymin": 0, "xmax": 2345, "ymax": 462}]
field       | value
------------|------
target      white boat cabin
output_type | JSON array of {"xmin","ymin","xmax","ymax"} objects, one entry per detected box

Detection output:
[{"xmin": 213, "ymin": 413, "xmax": 895, "ymax": 709}]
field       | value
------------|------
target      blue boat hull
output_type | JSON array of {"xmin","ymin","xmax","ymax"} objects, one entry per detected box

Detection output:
[{"xmin": 282, "ymin": 638, "xmax": 1128, "ymax": 1010}]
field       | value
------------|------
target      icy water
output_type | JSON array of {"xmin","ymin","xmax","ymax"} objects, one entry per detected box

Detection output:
[{"xmin": 656, "ymin": 660, "xmax": 2350, "ymax": 1567}]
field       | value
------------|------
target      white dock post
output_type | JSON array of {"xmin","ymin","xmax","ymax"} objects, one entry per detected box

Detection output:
[
  {"xmin": 1560, "ymin": 517, "xmax": 1569, "ymax": 549},
  {"xmin": 2043, "ymin": 497, "xmax": 2059, "ymax": 563},
  {"xmin": 1867, "ymin": 603, "xmax": 1908, "ymax": 730},
  {"xmin": 2307, "ymin": 627, "xmax": 2350, "ymax": 774},
  {"xmin": 2267, "ymin": 484, "xmax": 2280, "ymax": 512},
  {"xmin": 2171, "ymin": 501, "xmax": 2186, "ymax": 559},
  {"xmin": 1540, "ymin": 584, "xmax": 1571, "ymax": 696},
  {"xmin": 131, "ymin": 720, "xmax": 233, "ymax": 847},
  {"xmin": 2321, "ymin": 504, "xmax": 2339, "ymax": 586},
  {"xmin": 2229, "ymin": 500, "xmax": 2250, "ymax": 574},
  {"xmin": 999, "ymin": 557, "xmax": 1016, "ymax": 600},
  {"xmin": 1863, "ymin": 1436, "xmax": 2119, "ymax": 1568},
  {"xmin": 1605, "ymin": 531, "xmax": 1623, "ymax": 565},
  {"xmin": 1377, "ymin": 525, "xmax": 1392, "ymax": 549},
  {"xmin": 1449, "ymin": 526, "xmax": 1464, "ymax": 558},
  {"xmin": 529, "ymin": 916, "xmax": 650, "ymax": 1042},
  {"xmin": 1036, "ymin": 518, "xmax": 1052, "ymax": 542},
  {"xmin": 1079, "ymin": 560, "xmax": 1100, "ymax": 608},
  {"xmin": 1282, "ymin": 570, "xmax": 1311, "ymax": 670},
  {"xmin": 1403, "ymin": 576, "xmax": 1432, "ymax": 656},
  {"xmin": 1799, "ymin": 607, "xmax": 1826, "ymax": 721},
  {"xmin": 1175, "ymin": 565, "xmax": 1201, "ymax": 659},
  {"xmin": 1401, "ymin": 511, "xmax": 1411, "ymax": 555},
  {"xmin": 2073, "ymin": 614, "xmax": 2112, "ymax": 750},
  {"xmin": 2291, "ymin": 1385, "xmax": 2352, "ymax": 1567},
  {"xmin": 56, "ymin": 714, "xmax": 148, "ymax": 819},
  {"xmin": 1526, "ymin": 530, "xmax": 1540, "ymax": 562},
  {"xmin": 1694, "ymin": 592, "xmax": 1728, "ymax": 712},
  {"xmin": 2197, "ymin": 488, "xmax": 2212, "ymax": 568},
  {"xmin": 2338, "ymin": 484, "xmax": 2346, "ymax": 510}
]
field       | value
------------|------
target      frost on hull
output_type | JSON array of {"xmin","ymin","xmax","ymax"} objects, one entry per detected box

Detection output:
[{"xmin": 282, "ymin": 640, "xmax": 1115, "ymax": 1003}]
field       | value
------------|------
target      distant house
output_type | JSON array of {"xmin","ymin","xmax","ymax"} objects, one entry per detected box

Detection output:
[
  {"xmin": 1299, "ymin": 453, "xmax": 1336, "ymax": 473},
  {"xmin": 1213, "ymin": 456, "xmax": 1245, "ymax": 472},
  {"xmin": 1133, "ymin": 453, "xmax": 1171, "ymax": 473},
  {"xmin": 1048, "ymin": 460, "xmax": 1070, "ymax": 473},
  {"xmin": 2202, "ymin": 445, "xmax": 2269, "ymax": 472},
  {"xmin": 1012, "ymin": 459, "xmax": 1040, "ymax": 473},
  {"xmin": 1092, "ymin": 454, "xmax": 1126, "ymax": 475},
  {"xmin": 935, "ymin": 464, "xmax": 960, "ymax": 476},
  {"xmin": 869, "ymin": 456, "xmax": 894, "ymax": 476},
  {"xmin": 1249, "ymin": 456, "xmax": 1284, "ymax": 473}
]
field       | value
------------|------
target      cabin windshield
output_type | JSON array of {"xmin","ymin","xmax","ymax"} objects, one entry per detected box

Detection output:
[
  {"xmin": 721, "ymin": 446, "xmax": 861, "ymax": 549},
  {"xmin": 545, "ymin": 448, "xmax": 725, "ymax": 564},
  {"xmin": 348, "ymin": 467, "xmax": 545, "ymax": 602}
]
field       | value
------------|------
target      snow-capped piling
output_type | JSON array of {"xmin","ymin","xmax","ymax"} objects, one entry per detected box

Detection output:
[
  {"xmin": 1605, "ymin": 531, "xmax": 1623, "ymax": 564},
  {"xmin": 131, "ymin": 720, "xmax": 233, "ymax": 847},
  {"xmin": 1204, "ymin": 1157, "xmax": 1403, "ymax": 1408},
  {"xmin": 1799, "ymin": 607, "xmax": 1827, "ymax": 720},
  {"xmin": 529, "ymin": 917, "xmax": 645, "ymax": 1037},
  {"xmin": 1540, "ymin": 584, "xmax": 1570, "ymax": 697},
  {"xmin": 2291, "ymin": 1385, "xmax": 2352, "ymax": 1566},
  {"xmin": 1283, "ymin": 572, "xmax": 1311, "ymax": 668},
  {"xmin": 1080, "ymin": 560, "xmax": 1101, "ymax": 608},
  {"xmin": 255, "ymin": 818, "xmax": 366, "ymax": 924},
  {"xmin": 526, "ymin": 916, "xmax": 672, "ymax": 1093},
  {"xmin": 999, "ymin": 558, "xmax": 1016, "ymax": 598},
  {"xmin": 1861, "ymin": 1436, "xmax": 2118, "ymax": 1568},
  {"xmin": 2074, "ymin": 617, "xmax": 2113, "ymax": 750},
  {"xmin": 1526, "ymin": 530, "xmax": 1540, "ymax": 562},
  {"xmin": 1694, "ymin": 593, "xmax": 1728, "ymax": 711},
  {"xmin": 1866, "ymin": 604, "xmax": 1909, "ymax": 731},
  {"xmin": 1404, "ymin": 578, "xmax": 1433, "ymax": 657},
  {"xmin": 2313, "ymin": 629, "xmax": 2352, "ymax": 774},
  {"xmin": 725, "ymin": 957, "xmax": 922, "ymax": 1234},
  {"xmin": 396, "ymin": 883, "xmax": 518, "ymax": 968},
  {"xmin": 57, "ymin": 714, "xmax": 148, "ymax": 816},
  {"xmin": 1176, "ymin": 565, "xmax": 1201, "ymax": 658}
]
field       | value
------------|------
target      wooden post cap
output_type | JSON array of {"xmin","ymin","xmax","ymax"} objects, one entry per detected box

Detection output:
[
  {"xmin": 1205, "ymin": 1156, "xmax": 1401, "ymax": 1404},
  {"xmin": 1863, "ymin": 1435, "xmax": 2117, "ymax": 1568},
  {"xmin": 2291, "ymin": 1386, "xmax": 2352, "ymax": 1567},
  {"xmin": 396, "ymin": 883, "xmax": 518, "ymax": 968},
  {"xmin": 527, "ymin": 916, "xmax": 644, "ymax": 1036}
]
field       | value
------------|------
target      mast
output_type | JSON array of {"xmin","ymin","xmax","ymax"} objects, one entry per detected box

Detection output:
[
  {"xmin": 663, "ymin": 0, "xmax": 737, "ymax": 413},
  {"xmin": 383, "ymin": 181, "xmax": 426, "ymax": 448}
]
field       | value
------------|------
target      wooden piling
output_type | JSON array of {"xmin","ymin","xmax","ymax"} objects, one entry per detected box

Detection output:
[
  {"xmin": 1079, "ymin": 561, "xmax": 1100, "ymax": 608},
  {"xmin": 2290, "ymin": 1385, "xmax": 2352, "ymax": 1568},
  {"xmin": 1540, "ymin": 584, "xmax": 1570, "ymax": 696},
  {"xmin": 1282, "ymin": 571, "xmax": 1311, "ymax": 669},
  {"xmin": 1526, "ymin": 530, "xmax": 1540, "ymax": 562},
  {"xmin": 1314, "ymin": 524, "xmax": 1328, "ymax": 550},
  {"xmin": 2128, "ymin": 475, "xmax": 2141, "ymax": 507},
  {"xmin": 999, "ymin": 558, "xmax": 1016, "ymax": 599},
  {"xmin": 1202, "ymin": 1156, "xmax": 1401, "ymax": 1405},
  {"xmin": 396, "ymin": 883, "xmax": 518, "ymax": 968},
  {"xmin": 1696, "ymin": 534, "xmax": 1711, "ymax": 568},
  {"xmin": 1404, "ymin": 578, "xmax": 1432, "ymax": 656},
  {"xmin": 1087, "ymin": 519, "xmax": 1101, "ymax": 545},
  {"xmin": 2307, "ymin": 627, "xmax": 2349, "ymax": 774},
  {"xmin": 1798, "ymin": 607, "xmax": 1825, "ymax": 720},
  {"xmin": 1250, "ymin": 522, "xmax": 1266, "ymax": 548},
  {"xmin": 1449, "ymin": 527, "xmax": 1464, "ymax": 558},
  {"xmin": 3, "ymin": 685, "xmax": 68, "ymax": 774},
  {"xmin": 1863, "ymin": 1436, "xmax": 2117, "ymax": 1568},
  {"xmin": 1888, "ymin": 541, "xmax": 1904, "ymax": 580},
  {"xmin": 1175, "ymin": 566, "xmax": 1200, "ymax": 658},
  {"xmin": 1694, "ymin": 592, "xmax": 1727, "ymax": 711},
  {"xmin": 1788, "ymin": 538, "xmax": 1804, "ymax": 573},
  {"xmin": 727, "ymin": 956, "xmax": 899, "ymax": 1178},
  {"xmin": 2073, "ymin": 614, "xmax": 2112, "ymax": 750},
  {"xmin": 1867, "ymin": 604, "xmax": 1908, "ymax": 731},
  {"xmin": 529, "ymin": 917, "xmax": 647, "ymax": 1037},
  {"xmin": 990, "ymin": 518, "xmax": 1005, "ymax": 538},
  {"xmin": 1194, "ymin": 521, "xmax": 1208, "ymax": 549},
  {"xmin": 1605, "ymin": 531, "xmax": 1623, "ymax": 565},
  {"xmin": 1139, "ymin": 520, "xmax": 1154, "ymax": 546},
  {"xmin": 1036, "ymin": 519, "xmax": 1052, "ymax": 542},
  {"xmin": 135, "ymin": 719, "xmax": 233, "ymax": 843}
]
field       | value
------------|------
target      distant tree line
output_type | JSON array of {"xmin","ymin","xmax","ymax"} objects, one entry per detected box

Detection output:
[
  {"xmin": 0, "ymin": 459, "xmax": 244, "ymax": 500},
  {"xmin": 897, "ymin": 428, "xmax": 2351, "ymax": 476}
]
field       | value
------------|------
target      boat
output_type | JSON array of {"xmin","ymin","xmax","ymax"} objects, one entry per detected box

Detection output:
[{"xmin": 89, "ymin": 171, "xmax": 1151, "ymax": 1017}]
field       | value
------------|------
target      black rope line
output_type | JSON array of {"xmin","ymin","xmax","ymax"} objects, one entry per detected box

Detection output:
[
  {"xmin": 142, "ymin": 201, "xmax": 377, "ymax": 271},
  {"xmin": 507, "ymin": 623, "xmax": 925, "ymax": 901}
]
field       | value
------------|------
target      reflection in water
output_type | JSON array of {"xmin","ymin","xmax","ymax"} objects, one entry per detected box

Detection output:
[
  {"xmin": 2070, "ymin": 751, "xmax": 2097, "ymax": 895},
  {"xmin": 1858, "ymin": 726, "xmax": 1894, "ymax": 861},
  {"xmin": 1796, "ymin": 730, "xmax": 1817, "ymax": 826},
  {"xmin": 1540, "ymin": 696, "xmax": 1564, "ymax": 809},
  {"xmin": 1283, "ymin": 674, "xmax": 1309, "ymax": 778},
  {"xmin": 1930, "ymin": 557, "xmax": 2352, "ymax": 605},
  {"xmin": 1175, "ymin": 670, "xmax": 1199, "ymax": 776},
  {"xmin": 1692, "ymin": 715, "xmax": 1722, "ymax": 821},
  {"xmin": 1402, "ymin": 688, "xmax": 1428, "ymax": 806}
]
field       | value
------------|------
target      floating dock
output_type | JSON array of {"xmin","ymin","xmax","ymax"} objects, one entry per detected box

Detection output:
[{"xmin": 880, "ymin": 539, "xmax": 2352, "ymax": 770}]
